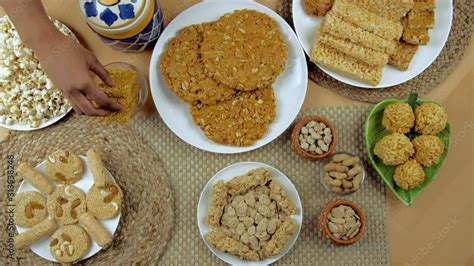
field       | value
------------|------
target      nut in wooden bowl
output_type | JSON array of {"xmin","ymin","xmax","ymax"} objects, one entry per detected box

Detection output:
[
  {"xmin": 318, "ymin": 199, "xmax": 366, "ymax": 245},
  {"xmin": 291, "ymin": 116, "xmax": 337, "ymax": 160}
]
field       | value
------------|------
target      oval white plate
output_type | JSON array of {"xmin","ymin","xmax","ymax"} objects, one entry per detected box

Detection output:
[
  {"xmin": 16, "ymin": 155, "xmax": 121, "ymax": 263},
  {"xmin": 197, "ymin": 162, "xmax": 303, "ymax": 265},
  {"xmin": 292, "ymin": 0, "xmax": 453, "ymax": 88},
  {"xmin": 149, "ymin": 0, "xmax": 308, "ymax": 154}
]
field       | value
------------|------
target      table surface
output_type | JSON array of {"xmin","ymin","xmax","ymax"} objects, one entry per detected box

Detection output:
[{"xmin": 1, "ymin": 1, "xmax": 472, "ymax": 265}]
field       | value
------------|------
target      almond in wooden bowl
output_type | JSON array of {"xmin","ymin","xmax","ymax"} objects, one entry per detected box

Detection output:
[
  {"xmin": 318, "ymin": 199, "xmax": 366, "ymax": 245},
  {"xmin": 291, "ymin": 116, "xmax": 337, "ymax": 160}
]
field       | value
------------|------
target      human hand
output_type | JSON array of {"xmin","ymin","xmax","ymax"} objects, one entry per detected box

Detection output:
[{"xmin": 32, "ymin": 32, "xmax": 123, "ymax": 116}]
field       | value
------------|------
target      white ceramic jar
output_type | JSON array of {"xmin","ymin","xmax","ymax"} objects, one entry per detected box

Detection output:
[{"xmin": 77, "ymin": 0, "xmax": 164, "ymax": 52}]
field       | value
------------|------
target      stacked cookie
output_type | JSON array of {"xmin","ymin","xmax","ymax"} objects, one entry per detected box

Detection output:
[{"xmin": 160, "ymin": 9, "xmax": 288, "ymax": 146}]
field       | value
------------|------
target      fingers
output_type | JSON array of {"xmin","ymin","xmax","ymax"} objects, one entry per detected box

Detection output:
[
  {"xmin": 73, "ymin": 91, "xmax": 111, "ymax": 117},
  {"xmin": 89, "ymin": 56, "xmax": 116, "ymax": 87},
  {"xmin": 68, "ymin": 99, "xmax": 83, "ymax": 115},
  {"xmin": 85, "ymin": 85, "xmax": 123, "ymax": 112}
]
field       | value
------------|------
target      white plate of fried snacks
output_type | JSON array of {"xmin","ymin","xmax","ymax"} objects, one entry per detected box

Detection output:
[
  {"xmin": 14, "ymin": 152, "xmax": 121, "ymax": 263},
  {"xmin": 292, "ymin": 0, "xmax": 452, "ymax": 88},
  {"xmin": 0, "ymin": 17, "xmax": 74, "ymax": 131},
  {"xmin": 150, "ymin": 0, "xmax": 308, "ymax": 154},
  {"xmin": 197, "ymin": 162, "xmax": 302, "ymax": 265}
]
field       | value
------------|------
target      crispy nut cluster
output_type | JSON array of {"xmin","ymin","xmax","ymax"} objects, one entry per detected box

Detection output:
[{"xmin": 0, "ymin": 17, "xmax": 71, "ymax": 127}]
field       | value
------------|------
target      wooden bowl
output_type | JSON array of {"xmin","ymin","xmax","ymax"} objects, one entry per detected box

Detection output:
[
  {"xmin": 318, "ymin": 199, "xmax": 366, "ymax": 246},
  {"xmin": 291, "ymin": 115, "xmax": 337, "ymax": 160}
]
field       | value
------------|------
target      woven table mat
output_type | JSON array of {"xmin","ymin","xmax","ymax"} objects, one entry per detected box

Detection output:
[
  {"xmin": 131, "ymin": 106, "xmax": 389, "ymax": 265},
  {"xmin": 277, "ymin": 0, "xmax": 473, "ymax": 103},
  {"xmin": 0, "ymin": 116, "xmax": 174, "ymax": 265}
]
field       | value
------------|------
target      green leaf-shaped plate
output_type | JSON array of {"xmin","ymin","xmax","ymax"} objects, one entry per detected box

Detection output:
[{"xmin": 365, "ymin": 98, "xmax": 450, "ymax": 206}]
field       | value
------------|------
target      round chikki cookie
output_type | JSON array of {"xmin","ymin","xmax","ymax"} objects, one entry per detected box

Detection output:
[
  {"xmin": 201, "ymin": 9, "xmax": 288, "ymax": 91},
  {"xmin": 50, "ymin": 225, "xmax": 90, "ymax": 264},
  {"xmin": 160, "ymin": 24, "xmax": 235, "ymax": 105},
  {"xmin": 13, "ymin": 191, "xmax": 47, "ymax": 228},
  {"xmin": 190, "ymin": 87, "xmax": 276, "ymax": 146},
  {"xmin": 45, "ymin": 150, "xmax": 84, "ymax": 185},
  {"xmin": 86, "ymin": 182, "xmax": 123, "ymax": 219},
  {"xmin": 47, "ymin": 185, "xmax": 86, "ymax": 225}
]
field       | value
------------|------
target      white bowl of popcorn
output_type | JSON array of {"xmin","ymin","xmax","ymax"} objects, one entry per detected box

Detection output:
[{"xmin": 0, "ymin": 16, "xmax": 73, "ymax": 130}]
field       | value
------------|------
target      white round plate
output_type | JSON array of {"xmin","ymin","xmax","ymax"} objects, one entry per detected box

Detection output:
[
  {"xmin": 197, "ymin": 162, "xmax": 303, "ymax": 265},
  {"xmin": 0, "ymin": 110, "xmax": 72, "ymax": 131},
  {"xmin": 292, "ymin": 0, "xmax": 453, "ymax": 88},
  {"xmin": 0, "ymin": 18, "xmax": 74, "ymax": 131},
  {"xmin": 149, "ymin": 0, "xmax": 308, "ymax": 154},
  {"xmin": 16, "ymin": 155, "xmax": 121, "ymax": 263}
]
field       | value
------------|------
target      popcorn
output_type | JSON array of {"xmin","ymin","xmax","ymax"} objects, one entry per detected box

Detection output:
[{"xmin": 0, "ymin": 16, "xmax": 72, "ymax": 128}]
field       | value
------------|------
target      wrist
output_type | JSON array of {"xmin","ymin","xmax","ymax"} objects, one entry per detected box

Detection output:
[{"xmin": 26, "ymin": 26, "xmax": 65, "ymax": 52}]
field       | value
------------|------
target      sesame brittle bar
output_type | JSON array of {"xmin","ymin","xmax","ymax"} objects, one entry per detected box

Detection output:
[
  {"xmin": 389, "ymin": 41, "xmax": 419, "ymax": 71},
  {"xmin": 206, "ymin": 181, "xmax": 229, "ymax": 227},
  {"xmin": 225, "ymin": 168, "xmax": 271, "ymax": 196}
]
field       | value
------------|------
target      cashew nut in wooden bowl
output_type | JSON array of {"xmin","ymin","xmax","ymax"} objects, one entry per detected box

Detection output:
[
  {"xmin": 291, "ymin": 115, "xmax": 337, "ymax": 160},
  {"xmin": 318, "ymin": 199, "xmax": 366, "ymax": 246}
]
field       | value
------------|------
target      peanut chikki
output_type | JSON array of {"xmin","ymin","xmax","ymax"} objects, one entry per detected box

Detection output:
[
  {"xmin": 389, "ymin": 41, "xmax": 419, "ymax": 71},
  {"xmin": 407, "ymin": 10, "xmax": 435, "ymax": 29},
  {"xmin": 207, "ymin": 181, "xmax": 229, "ymax": 227},
  {"xmin": 402, "ymin": 17, "xmax": 430, "ymax": 45},
  {"xmin": 190, "ymin": 87, "xmax": 276, "ymax": 147},
  {"xmin": 412, "ymin": 0, "xmax": 436, "ymax": 12},
  {"xmin": 201, "ymin": 9, "xmax": 288, "ymax": 91},
  {"xmin": 160, "ymin": 24, "xmax": 235, "ymax": 105},
  {"xmin": 304, "ymin": 0, "xmax": 334, "ymax": 16}
]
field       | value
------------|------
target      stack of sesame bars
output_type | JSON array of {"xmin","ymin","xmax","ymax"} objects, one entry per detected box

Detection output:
[{"xmin": 311, "ymin": 0, "xmax": 437, "ymax": 85}]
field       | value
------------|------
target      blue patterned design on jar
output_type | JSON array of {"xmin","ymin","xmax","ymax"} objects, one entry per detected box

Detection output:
[
  {"xmin": 118, "ymin": 4, "xmax": 135, "ymax": 20},
  {"xmin": 96, "ymin": 1, "xmax": 164, "ymax": 52},
  {"xmin": 84, "ymin": 1, "xmax": 98, "ymax": 17},
  {"xmin": 100, "ymin": 7, "xmax": 118, "ymax": 26}
]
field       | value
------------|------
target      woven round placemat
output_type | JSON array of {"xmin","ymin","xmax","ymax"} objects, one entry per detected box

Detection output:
[
  {"xmin": 277, "ymin": 0, "xmax": 473, "ymax": 103},
  {"xmin": 0, "ymin": 115, "xmax": 174, "ymax": 265}
]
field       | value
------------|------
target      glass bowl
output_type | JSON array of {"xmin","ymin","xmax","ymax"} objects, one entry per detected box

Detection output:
[
  {"xmin": 103, "ymin": 62, "xmax": 148, "ymax": 115},
  {"xmin": 320, "ymin": 152, "xmax": 367, "ymax": 196}
]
